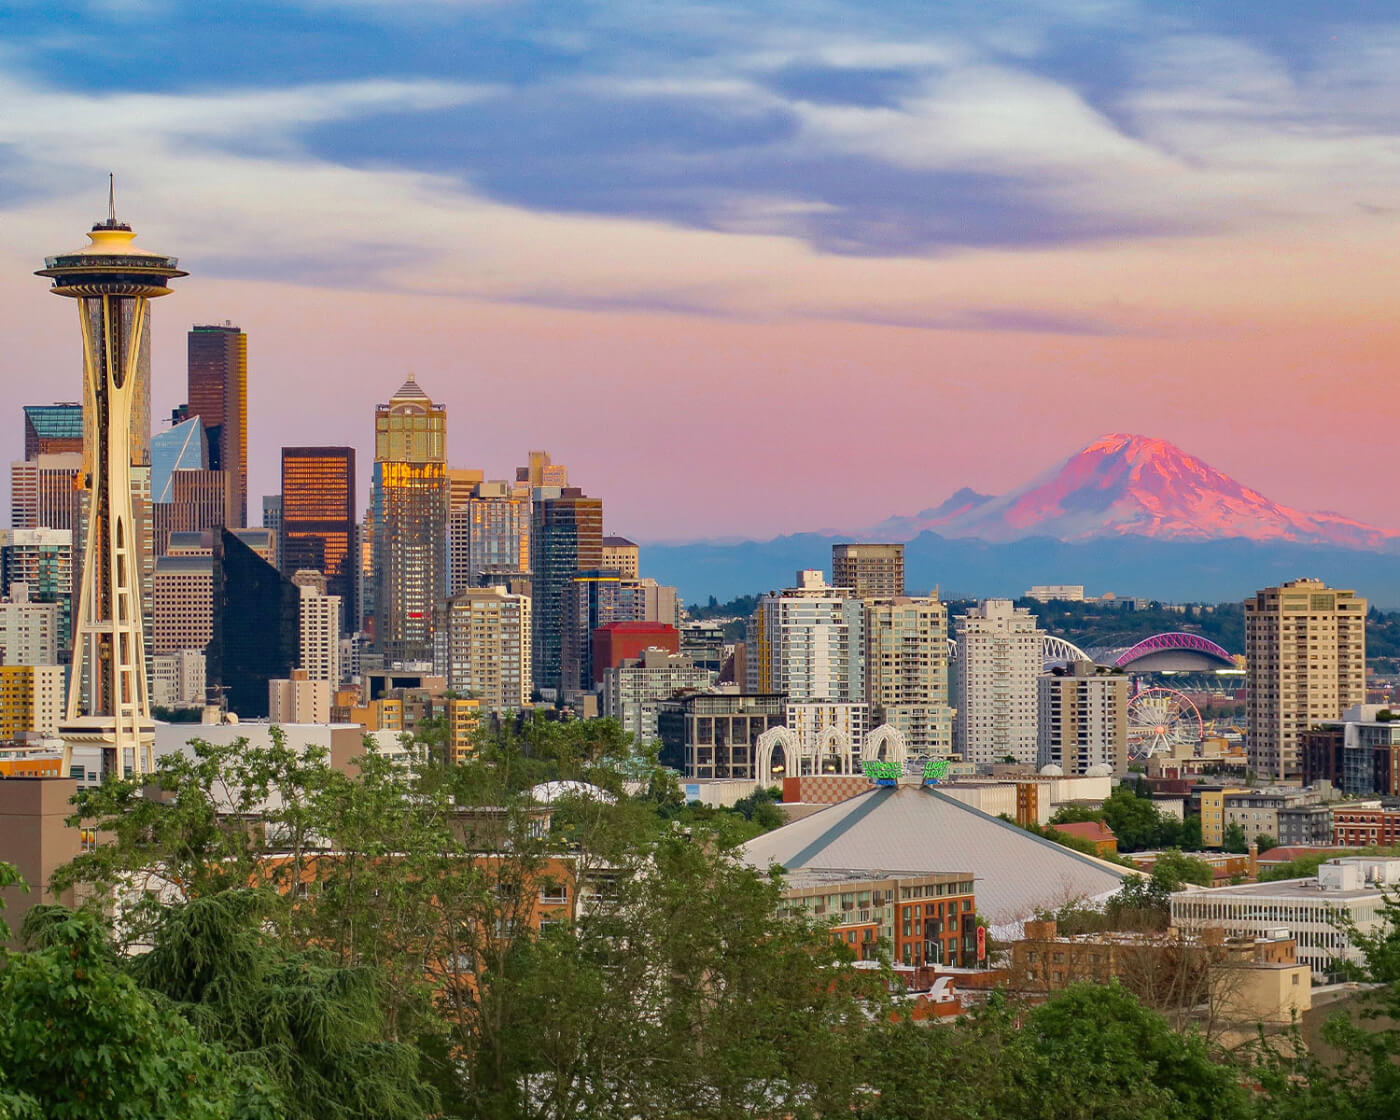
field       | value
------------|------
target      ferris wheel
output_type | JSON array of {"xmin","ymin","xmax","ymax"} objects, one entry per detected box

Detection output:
[{"xmin": 1125, "ymin": 687, "xmax": 1204, "ymax": 761}]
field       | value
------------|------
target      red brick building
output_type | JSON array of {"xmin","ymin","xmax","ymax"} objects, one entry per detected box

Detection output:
[
  {"xmin": 590, "ymin": 621, "xmax": 679, "ymax": 685},
  {"xmin": 1332, "ymin": 807, "xmax": 1400, "ymax": 848}
]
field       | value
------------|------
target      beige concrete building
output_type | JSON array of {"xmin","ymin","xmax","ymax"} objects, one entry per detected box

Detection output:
[
  {"xmin": 0, "ymin": 584, "xmax": 59, "ymax": 666},
  {"xmin": 601, "ymin": 536, "xmax": 640, "ymax": 580},
  {"xmin": 602, "ymin": 648, "xmax": 715, "ymax": 743},
  {"xmin": 748, "ymin": 571, "xmax": 864, "ymax": 703},
  {"xmin": 293, "ymin": 574, "xmax": 342, "ymax": 684},
  {"xmin": 1246, "ymin": 579, "xmax": 1366, "ymax": 781},
  {"xmin": 0, "ymin": 665, "xmax": 64, "ymax": 738},
  {"xmin": 269, "ymin": 668, "xmax": 332, "ymax": 724},
  {"xmin": 1036, "ymin": 661, "xmax": 1128, "ymax": 775},
  {"xmin": 152, "ymin": 554, "xmax": 214, "ymax": 656},
  {"xmin": 0, "ymin": 779, "xmax": 83, "ymax": 944},
  {"xmin": 832, "ymin": 542, "xmax": 904, "ymax": 599},
  {"xmin": 864, "ymin": 596, "xmax": 952, "ymax": 757},
  {"xmin": 435, "ymin": 584, "xmax": 532, "ymax": 710},
  {"xmin": 150, "ymin": 649, "xmax": 206, "ymax": 709}
]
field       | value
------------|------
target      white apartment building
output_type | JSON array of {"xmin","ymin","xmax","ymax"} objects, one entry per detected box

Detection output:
[
  {"xmin": 0, "ymin": 584, "xmax": 58, "ymax": 666},
  {"xmin": 748, "ymin": 571, "xmax": 864, "ymax": 703},
  {"xmin": 602, "ymin": 649, "xmax": 715, "ymax": 743},
  {"xmin": 955, "ymin": 599, "xmax": 1044, "ymax": 766},
  {"xmin": 436, "ymin": 584, "xmax": 532, "ymax": 710},
  {"xmin": 865, "ymin": 596, "xmax": 953, "ymax": 757},
  {"xmin": 1025, "ymin": 585, "xmax": 1085, "ymax": 603},
  {"xmin": 1036, "ymin": 661, "xmax": 1128, "ymax": 775},
  {"xmin": 1172, "ymin": 857, "xmax": 1398, "ymax": 981},
  {"xmin": 151, "ymin": 649, "xmax": 206, "ymax": 708}
]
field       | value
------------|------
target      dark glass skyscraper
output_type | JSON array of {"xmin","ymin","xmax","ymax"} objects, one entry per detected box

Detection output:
[
  {"xmin": 207, "ymin": 528, "xmax": 299, "ymax": 718},
  {"xmin": 531, "ymin": 488, "xmax": 602, "ymax": 696},
  {"xmin": 187, "ymin": 323, "xmax": 247, "ymax": 527},
  {"xmin": 281, "ymin": 446, "xmax": 356, "ymax": 630}
]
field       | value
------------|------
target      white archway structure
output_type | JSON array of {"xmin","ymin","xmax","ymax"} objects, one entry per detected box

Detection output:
[
  {"xmin": 814, "ymin": 724, "xmax": 854, "ymax": 774},
  {"xmin": 755, "ymin": 726, "xmax": 801, "ymax": 779},
  {"xmin": 1042, "ymin": 635, "xmax": 1092, "ymax": 667},
  {"xmin": 861, "ymin": 724, "xmax": 908, "ymax": 767}
]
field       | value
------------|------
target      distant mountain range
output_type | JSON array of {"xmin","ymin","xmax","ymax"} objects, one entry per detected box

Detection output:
[
  {"xmin": 642, "ymin": 435, "xmax": 1400, "ymax": 606},
  {"xmin": 872, "ymin": 433, "xmax": 1397, "ymax": 549}
]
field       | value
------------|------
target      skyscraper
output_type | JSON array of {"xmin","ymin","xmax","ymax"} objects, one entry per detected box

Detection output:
[
  {"xmin": 832, "ymin": 543, "xmax": 905, "ymax": 600},
  {"xmin": 149, "ymin": 416, "xmax": 226, "ymax": 556},
  {"xmin": 447, "ymin": 479, "xmax": 530, "ymax": 594},
  {"xmin": 0, "ymin": 529, "xmax": 74, "ymax": 660},
  {"xmin": 22, "ymin": 403, "xmax": 83, "ymax": 460},
  {"xmin": 36, "ymin": 188, "xmax": 185, "ymax": 774},
  {"xmin": 954, "ymin": 599, "xmax": 1044, "ymax": 766},
  {"xmin": 1246, "ymin": 578, "xmax": 1367, "ymax": 781},
  {"xmin": 531, "ymin": 487, "xmax": 602, "ymax": 695},
  {"xmin": 371, "ymin": 377, "xmax": 447, "ymax": 665},
  {"xmin": 207, "ymin": 528, "xmax": 300, "ymax": 719},
  {"xmin": 186, "ymin": 322, "xmax": 248, "ymax": 526},
  {"xmin": 281, "ymin": 446, "xmax": 356, "ymax": 630}
]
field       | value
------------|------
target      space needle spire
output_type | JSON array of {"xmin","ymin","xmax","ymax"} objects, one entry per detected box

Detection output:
[{"xmin": 35, "ymin": 186, "xmax": 186, "ymax": 776}]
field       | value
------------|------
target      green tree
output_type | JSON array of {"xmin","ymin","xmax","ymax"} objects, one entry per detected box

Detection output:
[
  {"xmin": 1221, "ymin": 822, "xmax": 1248, "ymax": 854},
  {"xmin": 1255, "ymin": 832, "xmax": 1278, "ymax": 854},
  {"xmin": 1149, "ymin": 849, "xmax": 1214, "ymax": 890},
  {"xmin": 130, "ymin": 890, "xmax": 435, "ymax": 1120},
  {"xmin": 0, "ymin": 908, "xmax": 271, "ymax": 1119}
]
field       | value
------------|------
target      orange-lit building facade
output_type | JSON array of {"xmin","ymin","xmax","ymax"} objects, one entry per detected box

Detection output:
[{"xmin": 281, "ymin": 446, "xmax": 357, "ymax": 630}]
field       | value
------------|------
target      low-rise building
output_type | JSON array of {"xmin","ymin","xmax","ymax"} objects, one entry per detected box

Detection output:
[
  {"xmin": 1223, "ymin": 787, "xmax": 1324, "ymax": 843},
  {"xmin": 1276, "ymin": 804, "xmax": 1333, "ymax": 847},
  {"xmin": 1332, "ymin": 805, "xmax": 1400, "ymax": 848},
  {"xmin": 655, "ymin": 692, "xmax": 787, "ymax": 779},
  {"xmin": 779, "ymin": 869, "xmax": 977, "ymax": 966},
  {"xmin": 1302, "ymin": 704, "xmax": 1400, "ymax": 797},
  {"xmin": 269, "ymin": 669, "xmax": 332, "ymax": 725},
  {"xmin": 1171, "ymin": 857, "xmax": 1400, "ymax": 980},
  {"xmin": 0, "ymin": 665, "xmax": 64, "ymax": 739},
  {"xmin": 1009, "ymin": 919, "xmax": 1309, "ymax": 1023},
  {"xmin": 601, "ymin": 649, "xmax": 715, "ymax": 744}
]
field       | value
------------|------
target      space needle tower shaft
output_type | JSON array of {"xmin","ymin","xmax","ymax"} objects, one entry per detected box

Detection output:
[{"xmin": 35, "ymin": 179, "xmax": 186, "ymax": 776}]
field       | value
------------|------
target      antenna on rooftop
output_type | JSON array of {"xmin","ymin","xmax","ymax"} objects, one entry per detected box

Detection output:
[{"xmin": 107, "ymin": 173, "xmax": 116, "ymax": 225}]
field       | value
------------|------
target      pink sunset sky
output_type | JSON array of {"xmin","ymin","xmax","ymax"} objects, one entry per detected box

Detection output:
[{"xmin": 3, "ymin": 3, "xmax": 1399, "ymax": 542}]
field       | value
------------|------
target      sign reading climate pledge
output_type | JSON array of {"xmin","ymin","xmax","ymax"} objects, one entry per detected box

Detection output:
[
  {"xmin": 861, "ymin": 760, "xmax": 901, "ymax": 784},
  {"xmin": 922, "ymin": 759, "xmax": 950, "ymax": 785}
]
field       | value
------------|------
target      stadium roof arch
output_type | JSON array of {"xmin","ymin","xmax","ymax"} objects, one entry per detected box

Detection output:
[{"xmin": 1105, "ymin": 632, "xmax": 1237, "ymax": 672}]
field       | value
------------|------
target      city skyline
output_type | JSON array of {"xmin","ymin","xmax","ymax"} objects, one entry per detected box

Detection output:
[{"xmin": 5, "ymin": 4, "xmax": 1400, "ymax": 540}]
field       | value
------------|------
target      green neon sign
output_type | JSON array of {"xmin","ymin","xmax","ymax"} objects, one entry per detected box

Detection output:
[
  {"xmin": 862, "ymin": 760, "xmax": 901, "ymax": 782},
  {"xmin": 922, "ymin": 759, "xmax": 950, "ymax": 783}
]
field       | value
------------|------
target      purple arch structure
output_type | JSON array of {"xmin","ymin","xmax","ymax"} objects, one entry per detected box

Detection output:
[{"xmin": 1114, "ymin": 632, "xmax": 1235, "ymax": 669}]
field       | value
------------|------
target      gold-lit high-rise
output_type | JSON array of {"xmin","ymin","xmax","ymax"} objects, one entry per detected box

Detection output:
[
  {"xmin": 35, "ymin": 184, "xmax": 185, "ymax": 775},
  {"xmin": 372, "ymin": 376, "xmax": 447, "ymax": 664}
]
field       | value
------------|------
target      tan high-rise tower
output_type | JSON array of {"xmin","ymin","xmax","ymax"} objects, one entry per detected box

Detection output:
[
  {"xmin": 832, "ymin": 543, "xmax": 904, "ymax": 600},
  {"xmin": 36, "ymin": 185, "xmax": 185, "ymax": 775},
  {"xmin": 1246, "ymin": 578, "xmax": 1366, "ymax": 781},
  {"xmin": 372, "ymin": 376, "xmax": 447, "ymax": 664}
]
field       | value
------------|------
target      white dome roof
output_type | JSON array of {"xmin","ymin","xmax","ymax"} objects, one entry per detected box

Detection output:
[
  {"xmin": 1038, "ymin": 764, "xmax": 1065, "ymax": 776},
  {"xmin": 529, "ymin": 780, "xmax": 616, "ymax": 805},
  {"xmin": 1085, "ymin": 763, "xmax": 1114, "ymax": 777}
]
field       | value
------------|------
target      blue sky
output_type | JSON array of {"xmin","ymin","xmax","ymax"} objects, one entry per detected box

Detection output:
[{"xmin": 5, "ymin": 0, "xmax": 1400, "ymax": 539}]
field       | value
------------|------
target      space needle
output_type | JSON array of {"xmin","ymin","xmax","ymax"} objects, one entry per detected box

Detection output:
[{"xmin": 35, "ymin": 180, "xmax": 186, "ymax": 776}]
